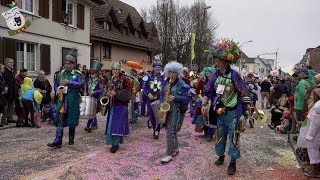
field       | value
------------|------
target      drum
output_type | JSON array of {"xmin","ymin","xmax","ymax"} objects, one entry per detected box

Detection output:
[{"xmin": 79, "ymin": 96, "xmax": 97, "ymax": 119}]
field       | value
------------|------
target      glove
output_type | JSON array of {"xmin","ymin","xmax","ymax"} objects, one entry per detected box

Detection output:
[{"xmin": 148, "ymin": 93, "xmax": 154, "ymax": 100}]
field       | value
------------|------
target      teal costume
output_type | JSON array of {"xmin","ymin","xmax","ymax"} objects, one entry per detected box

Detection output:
[{"xmin": 160, "ymin": 78, "xmax": 190, "ymax": 156}]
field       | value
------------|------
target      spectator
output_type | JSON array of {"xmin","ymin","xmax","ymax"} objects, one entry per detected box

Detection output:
[
  {"xmin": 274, "ymin": 79, "xmax": 289, "ymax": 100},
  {"xmin": 294, "ymin": 67, "xmax": 316, "ymax": 124},
  {"xmin": 2, "ymin": 58, "xmax": 18, "ymax": 125},
  {"xmin": 34, "ymin": 70, "xmax": 52, "ymax": 109},
  {"xmin": 21, "ymin": 87, "xmax": 43, "ymax": 128},
  {"xmin": 15, "ymin": 68, "xmax": 28, "ymax": 87},
  {"xmin": 268, "ymin": 101, "xmax": 285, "ymax": 129},
  {"xmin": 0, "ymin": 64, "xmax": 8, "ymax": 127},
  {"xmin": 276, "ymin": 110, "xmax": 292, "ymax": 134},
  {"xmin": 260, "ymin": 77, "xmax": 272, "ymax": 109}
]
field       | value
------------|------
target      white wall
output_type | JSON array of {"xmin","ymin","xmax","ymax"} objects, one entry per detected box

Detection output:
[
  {"xmin": 0, "ymin": 27, "xmax": 90, "ymax": 84},
  {"xmin": 0, "ymin": 1, "xmax": 92, "ymax": 84}
]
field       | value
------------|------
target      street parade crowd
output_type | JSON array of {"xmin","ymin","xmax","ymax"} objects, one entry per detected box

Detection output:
[{"xmin": 0, "ymin": 38, "xmax": 320, "ymax": 177}]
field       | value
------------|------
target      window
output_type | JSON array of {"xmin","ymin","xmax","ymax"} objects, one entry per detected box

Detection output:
[
  {"xmin": 135, "ymin": 31, "xmax": 141, "ymax": 38},
  {"xmin": 101, "ymin": 44, "xmax": 111, "ymax": 59},
  {"xmin": 16, "ymin": 42, "xmax": 36, "ymax": 71},
  {"xmin": 63, "ymin": 1, "xmax": 75, "ymax": 26},
  {"xmin": 17, "ymin": 0, "xmax": 34, "ymax": 13},
  {"xmin": 90, "ymin": 44, "xmax": 94, "ymax": 58},
  {"xmin": 103, "ymin": 22, "xmax": 111, "ymax": 31},
  {"xmin": 122, "ymin": 27, "xmax": 129, "ymax": 35}
]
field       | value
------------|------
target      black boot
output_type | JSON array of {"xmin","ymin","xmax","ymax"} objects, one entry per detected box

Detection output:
[
  {"xmin": 215, "ymin": 155, "xmax": 225, "ymax": 166},
  {"xmin": 304, "ymin": 163, "xmax": 320, "ymax": 178},
  {"xmin": 110, "ymin": 146, "xmax": 119, "ymax": 153},
  {"xmin": 228, "ymin": 161, "xmax": 237, "ymax": 175},
  {"xmin": 47, "ymin": 142, "xmax": 62, "ymax": 148},
  {"xmin": 69, "ymin": 127, "xmax": 75, "ymax": 145}
]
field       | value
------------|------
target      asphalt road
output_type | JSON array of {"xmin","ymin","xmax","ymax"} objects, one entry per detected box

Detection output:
[{"xmin": 0, "ymin": 109, "xmax": 305, "ymax": 180}]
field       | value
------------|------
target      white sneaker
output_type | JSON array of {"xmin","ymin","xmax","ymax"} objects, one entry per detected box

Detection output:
[{"xmin": 161, "ymin": 156, "xmax": 173, "ymax": 163}]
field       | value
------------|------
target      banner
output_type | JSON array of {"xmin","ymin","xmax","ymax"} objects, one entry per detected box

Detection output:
[{"xmin": 191, "ymin": 33, "xmax": 196, "ymax": 61}]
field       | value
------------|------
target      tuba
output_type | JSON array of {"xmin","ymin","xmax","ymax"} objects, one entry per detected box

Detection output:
[
  {"xmin": 100, "ymin": 76, "xmax": 114, "ymax": 116},
  {"xmin": 160, "ymin": 79, "xmax": 172, "ymax": 124}
]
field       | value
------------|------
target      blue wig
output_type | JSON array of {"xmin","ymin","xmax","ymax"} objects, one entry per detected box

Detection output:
[
  {"xmin": 202, "ymin": 67, "xmax": 215, "ymax": 81},
  {"xmin": 164, "ymin": 61, "xmax": 183, "ymax": 78}
]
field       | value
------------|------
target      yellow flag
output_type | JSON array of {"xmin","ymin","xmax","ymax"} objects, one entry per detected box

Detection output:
[{"xmin": 191, "ymin": 33, "xmax": 196, "ymax": 61}]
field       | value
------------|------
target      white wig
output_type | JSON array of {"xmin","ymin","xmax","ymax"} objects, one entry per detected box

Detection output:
[{"xmin": 164, "ymin": 61, "xmax": 183, "ymax": 78}]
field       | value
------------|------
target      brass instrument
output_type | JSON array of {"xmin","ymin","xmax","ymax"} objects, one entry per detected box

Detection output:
[
  {"xmin": 58, "ymin": 69, "xmax": 66, "ymax": 101},
  {"xmin": 160, "ymin": 79, "xmax": 172, "ymax": 124},
  {"xmin": 100, "ymin": 76, "xmax": 114, "ymax": 116}
]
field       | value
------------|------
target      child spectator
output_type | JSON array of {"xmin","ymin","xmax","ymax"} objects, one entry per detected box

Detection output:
[
  {"xmin": 268, "ymin": 101, "xmax": 285, "ymax": 129},
  {"xmin": 21, "ymin": 88, "xmax": 43, "ymax": 128},
  {"xmin": 276, "ymin": 110, "xmax": 292, "ymax": 134}
]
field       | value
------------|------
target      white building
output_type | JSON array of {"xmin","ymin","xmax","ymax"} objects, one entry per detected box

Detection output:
[
  {"xmin": 0, "ymin": 0, "xmax": 104, "ymax": 82},
  {"xmin": 241, "ymin": 57, "xmax": 273, "ymax": 78}
]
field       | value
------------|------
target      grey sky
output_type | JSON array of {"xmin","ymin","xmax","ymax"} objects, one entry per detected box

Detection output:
[{"xmin": 121, "ymin": 0, "xmax": 320, "ymax": 73}]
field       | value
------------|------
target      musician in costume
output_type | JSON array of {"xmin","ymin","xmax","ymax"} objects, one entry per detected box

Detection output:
[
  {"xmin": 47, "ymin": 50, "xmax": 84, "ymax": 148},
  {"xmin": 128, "ymin": 68, "xmax": 140, "ymax": 123},
  {"xmin": 143, "ymin": 58, "xmax": 165, "ymax": 139},
  {"xmin": 84, "ymin": 61, "xmax": 105, "ymax": 133},
  {"xmin": 160, "ymin": 61, "xmax": 190, "ymax": 163},
  {"xmin": 105, "ymin": 61, "xmax": 131, "ymax": 153},
  {"xmin": 194, "ymin": 67, "xmax": 215, "ymax": 139},
  {"xmin": 202, "ymin": 39, "xmax": 248, "ymax": 175}
]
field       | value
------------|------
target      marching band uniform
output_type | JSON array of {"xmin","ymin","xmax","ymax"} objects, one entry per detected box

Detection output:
[
  {"xmin": 84, "ymin": 61, "xmax": 104, "ymax": 133},
  {"xmin": 105, "ymin": 61, "xmax": 131, "ymax": 153},
  {"xmin": 143, "ymin": 59, "xmax": 165, "ymax": 139},
  {"xmin": 48, "ymin": 50, "xmax": 84, "ymax": 148},
  {"xmin": 202, "ymin": 39, "xmax": 248, "ymax": 175},
  {"xmin": 160, "ymin": 61, "xmax": 190, "ymax": 163}
]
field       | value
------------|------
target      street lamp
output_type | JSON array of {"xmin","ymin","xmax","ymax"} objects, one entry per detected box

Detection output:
[{"xmin": 239, "ymin": 40, "xmax": 253, "ymax": 75}]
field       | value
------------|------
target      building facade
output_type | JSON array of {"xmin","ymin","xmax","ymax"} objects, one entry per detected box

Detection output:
[
  {"xmin": 90, "ymin": 0, "xmax": 161, "ymax": 72},
  {"xmin": 0, "ymin": 0, "xmax": 104, "ymax": 81}
]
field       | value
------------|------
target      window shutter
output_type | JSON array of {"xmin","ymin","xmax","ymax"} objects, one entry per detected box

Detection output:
[
  {"xmin": 40, "ymin": 44, "xmax": 51, "ymax": 75},
  {"xmin": 77, "ymin": 3, "xmax": 85, "ymax": 30},
  {"xmin": 3, "ymin": 37, "xmax": 17, "ymax": 71},
  {"xmin": 39, "ymin": 0, "xmax": 49, "ymax": 18},
  {"xmin": 52, "ymin": 0, "xmax": 62, "ymax": 22}
]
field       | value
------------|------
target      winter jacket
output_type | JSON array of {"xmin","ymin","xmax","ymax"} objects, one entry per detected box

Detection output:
[
  {"xmin": 305, "ymin": 100, "xmax": 320, "ymax": 148},
  {"xmin": 21, "ymin": 88, "xmax": 43, "ymax": 110},
  {"xmin": 260, "ymin": 80, "xmax": 271, "ymax": 93},
  {"xmin": 0, "ymin": 74, "xmax": 7, "ymax": 106},
  {"xmin": 294, "ymin": 77, "xmax": 316, "ymax": 111},
  {"xmin": 3, "ymin": 68, "xmax": 18, "ymax": 101},
  {"xmin": 274, "ymin": 83, "xmax": 288, "ymax": 99}
]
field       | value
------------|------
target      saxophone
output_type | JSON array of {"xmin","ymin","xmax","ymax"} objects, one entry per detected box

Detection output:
[
  {"xmin": 58, "ymin": 69, "xmax": 66, "ymax": 101},
  {"xmin": 100, "ymin": 76, "xmax": 114, "ymax": 116},
  {"xmin": 160, "ymin": 79, "xmax": 172, "ymax": 124}
]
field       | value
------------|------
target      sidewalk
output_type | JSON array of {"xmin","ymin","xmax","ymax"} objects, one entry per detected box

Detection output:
[{"xmin": 0, "ymin": 123, "xmax": 16, "ymax": 130}]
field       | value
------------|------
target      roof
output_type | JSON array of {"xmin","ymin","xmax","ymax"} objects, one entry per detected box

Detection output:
[
  {"xmin": 259, "ymin": 58, "xmax": 273, "ymax": 70},
  {"xmin": 91, "ymin": 0, "xmax": 160, "ymax": 51},
  {"xmin": 91, "ymin": 0, "xmax": 105, "ymax": 4}
]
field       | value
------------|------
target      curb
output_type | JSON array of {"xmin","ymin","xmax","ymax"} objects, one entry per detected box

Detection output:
[{"xmin": 0, "ymin": 124, "xmax": 17, "ymax": 130}]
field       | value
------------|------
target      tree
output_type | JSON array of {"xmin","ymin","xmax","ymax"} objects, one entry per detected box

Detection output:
[{"xmin": 144, "ymin": 0, "xmax": 218, "ymax": 70}]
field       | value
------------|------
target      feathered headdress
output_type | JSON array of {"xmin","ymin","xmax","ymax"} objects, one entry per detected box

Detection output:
[
  {"xmin": 204, "ymin": 38, "xmax": 241, "ymax": 64},
  {"xmin": 163, "ymin": 61, "xmax": 183, "ymax": 78}
]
